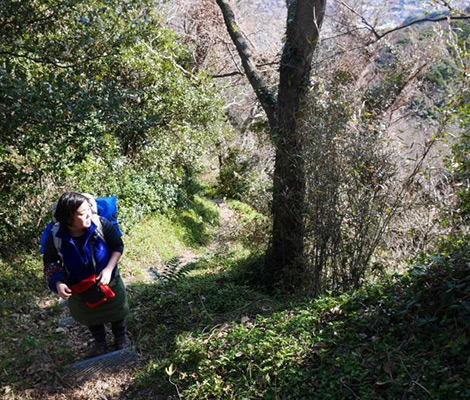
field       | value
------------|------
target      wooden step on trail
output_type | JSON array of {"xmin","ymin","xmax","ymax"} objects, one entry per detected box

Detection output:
[{"xmin": 65, "ymin": 347, "xmax": 138, "ymax": 378}]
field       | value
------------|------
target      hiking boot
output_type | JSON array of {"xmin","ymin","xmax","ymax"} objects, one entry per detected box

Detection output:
[
  {"xmin": 114, "ymin": 335, "xmax": 129, "ymax": 350},
  {"xmin": 87, "ymin": 340, "xmax": 107, "ymax": 358}
]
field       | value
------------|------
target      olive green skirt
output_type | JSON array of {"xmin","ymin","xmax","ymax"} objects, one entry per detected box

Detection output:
[{"xmin": 68, "ymin": 274, "xmax": 129, "ymax": 326}]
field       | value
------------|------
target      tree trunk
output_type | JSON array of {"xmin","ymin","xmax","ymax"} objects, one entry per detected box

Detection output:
[
  {"xmin": 215, "ymin": 0, "xmax": 326, "ymax": 290},
  {"xmin": 268, "ymin": 0, "xmax": 326, "ymax": 288}
]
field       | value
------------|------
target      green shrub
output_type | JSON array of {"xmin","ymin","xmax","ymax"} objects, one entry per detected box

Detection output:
[
  {"xmin": 217, "ymin": 148, "xmax": 259, "ymax": 200},
  {"xmin": 216, "ymin": 147, "xmax": 272, "ymax": 214}
]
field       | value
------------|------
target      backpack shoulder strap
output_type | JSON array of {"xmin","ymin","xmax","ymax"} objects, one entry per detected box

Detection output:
[
  {"xmin": 51, "ymin": 223, "xmax": 63, "ymax": 261},
  {"xmin": 92, "ymin": 215, "xmax": 106, "ymax": 243}
]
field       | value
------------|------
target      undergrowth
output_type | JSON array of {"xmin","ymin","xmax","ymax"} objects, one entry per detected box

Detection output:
[
  {"xmin": 130, "ymin": 236, "xmax": 470, "ymax": 399},
  {"xmin": 2, "ymin": 197, "xmax": 470, "ymax": 400}
]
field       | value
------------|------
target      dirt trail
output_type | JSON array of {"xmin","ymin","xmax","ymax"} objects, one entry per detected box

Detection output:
[{"xmin": 11, "ymin": 200, "xmax": 236, "ymax": 400}]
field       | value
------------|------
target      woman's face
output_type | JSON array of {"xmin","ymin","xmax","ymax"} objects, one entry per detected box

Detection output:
[{"xmin": 69, "ymin": 201, "xmax": 92, "ymax": 230}]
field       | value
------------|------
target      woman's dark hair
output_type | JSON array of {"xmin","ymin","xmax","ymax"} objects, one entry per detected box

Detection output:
[{"xmin": 54, "ymin": 192, "xmax": 89, "ymax": 225}]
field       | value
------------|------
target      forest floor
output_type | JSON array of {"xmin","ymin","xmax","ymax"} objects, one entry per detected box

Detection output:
[
  {"xmin": 4, "ymin": 198, "xmax": 469, "ymax": 399},
  {"xmin": 1, "ymin": 198, "xmax": 243, "ymax": 400}
]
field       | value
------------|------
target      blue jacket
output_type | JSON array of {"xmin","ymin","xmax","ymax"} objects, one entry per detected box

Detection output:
[{"xmin": 44, "ymin": 218, "xmax": 120, "ymax": 292}]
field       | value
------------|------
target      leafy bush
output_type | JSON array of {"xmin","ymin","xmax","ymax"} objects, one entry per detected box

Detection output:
[
  {"xmin": 226, "ymin": 200, "xmax": 270, "ymax": 251},
  {"xmin": 448, "ymin": 100, "xmax": 470, "ymax": 225},
  {"xmin": 216, "ymin": 147, "xmax": 272, "ymax": 213}
]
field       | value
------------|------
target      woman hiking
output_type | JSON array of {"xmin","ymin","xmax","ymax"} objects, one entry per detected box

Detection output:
[{"xmin": 43, "ymin": 191, "xmax": 129, "ymax": 356}]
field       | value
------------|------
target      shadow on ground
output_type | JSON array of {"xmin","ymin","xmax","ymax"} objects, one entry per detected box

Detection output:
[{"xmin": 0, "ymin": 247, "xmax": 281, "ymax": 400}]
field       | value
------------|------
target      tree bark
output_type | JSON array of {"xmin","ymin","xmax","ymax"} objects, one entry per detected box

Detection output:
[
  {"xmin": 268, "ymin": 0, "xmax": 326, "ymax": 288},
  {"xmin": 215, "ymin": 0, "xmax": 326, "ymax": 290}
]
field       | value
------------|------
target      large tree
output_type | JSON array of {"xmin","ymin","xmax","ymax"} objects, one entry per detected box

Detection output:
[{"xmin": 216, "ymin": 0, "xmax": 327, "ymax": 288}]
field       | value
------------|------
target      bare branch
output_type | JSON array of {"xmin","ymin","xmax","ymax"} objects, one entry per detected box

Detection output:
[
  {"xmin": 335, "ymin": 0, "xmax": 469, "ymax": 44},
  {"xmin": 223, "ymin": 39, "xmax": 245, "ymax": 76},
  {"xmin": 322, "ymin": 26, "xmax": 368, "ymax": 42},
  {"xmin": 215, "ymin": 0, "xmax": 278, "ymax": 128},
  {"xmin": 0, "ymin": 51, "xmax": 77, "ymax": 68},
  {"xmin": 211, "ymin": 61, "xmax": 280, "ymax": 78},
  {"xmin": 435, "ymin": 0, "xmax": 454, "ymax": 12},
  {"xmin": 339, "ymin": 1, "xmax": 380, "ymax": 39},
  {"xmin": 372, "ymin": 14, "xmax": 470, "ymax": 43},
  {"xmin": 369, "ymin": 92, "xmax": 465, "ymax": 263}
]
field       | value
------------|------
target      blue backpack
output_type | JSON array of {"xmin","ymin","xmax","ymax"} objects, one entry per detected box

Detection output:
[{"xmin": 40, "ymin": 195, "xmax": 122, "ymax": 254}]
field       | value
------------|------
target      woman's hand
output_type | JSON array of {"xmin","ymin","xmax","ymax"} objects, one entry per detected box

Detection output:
[
  {"xmin": 97, "ymin": 265, "xmax": 114, "ymax": 286},
  {"xmin": 97, "ymin": 251, "xmax": 121, "ymax": 286},
  {"xmin": 96, "ymin": 251, "xmax": 122, "ymax": 285},
  {"xmin": 56, "ymin": 282, "xmax": 72, "ymax": 300}
]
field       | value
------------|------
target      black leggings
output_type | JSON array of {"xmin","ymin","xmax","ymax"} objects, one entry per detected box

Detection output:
[{"xmin": 89, "ymin": 320, "xmax": 126, "ymax": 342}]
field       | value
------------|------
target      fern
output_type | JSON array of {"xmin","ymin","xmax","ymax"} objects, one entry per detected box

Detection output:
[{"xmin": 157, "ymin": 258, "xmax": 198, "ymax": 284}]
